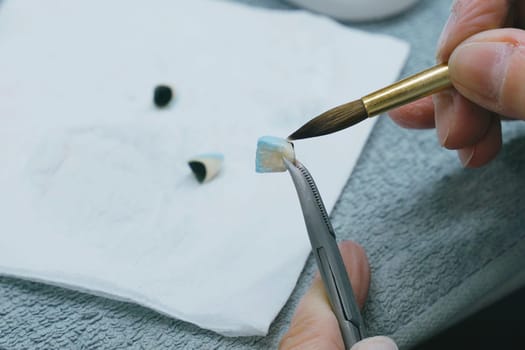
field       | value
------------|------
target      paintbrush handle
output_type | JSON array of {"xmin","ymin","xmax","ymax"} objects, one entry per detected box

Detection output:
[{"xmin": 362, "ymin": 63, "xmax": 450, "ymax": 116}]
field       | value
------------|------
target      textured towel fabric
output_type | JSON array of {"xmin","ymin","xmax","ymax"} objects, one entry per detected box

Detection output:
[
  {"xmin": 0, "ymin": 0, "xmax": 408, "ymax": 339},
  {"xmin": 1, "ymin": 0, "xmax": 525, "ymax": 349}
]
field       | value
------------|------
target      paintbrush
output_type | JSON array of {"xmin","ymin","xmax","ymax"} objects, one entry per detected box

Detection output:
[{"xmin": 288, "ymin": 63, "xmax": 450, "ymax": 140}]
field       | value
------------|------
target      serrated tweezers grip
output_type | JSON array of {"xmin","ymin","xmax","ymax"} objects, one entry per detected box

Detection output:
[{"xmin": 284, "ymin": 159, "xmax": 365, "ymax": 349}]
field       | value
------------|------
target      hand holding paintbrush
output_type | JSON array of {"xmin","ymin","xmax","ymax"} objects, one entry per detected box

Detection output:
[{"xmin": 290, "ymin": 2, "xmax": 525, "ymax": 169}]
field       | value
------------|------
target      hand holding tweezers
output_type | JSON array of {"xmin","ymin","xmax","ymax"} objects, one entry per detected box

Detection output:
[{"xmin": 284, "ymin": 158, "xmax": 365, "ymax": 349}]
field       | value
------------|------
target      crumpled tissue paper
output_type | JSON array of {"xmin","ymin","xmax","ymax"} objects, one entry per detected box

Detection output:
[{"xmin": 0, "ymin": 0, "xmax": 409, "ymax": 336}]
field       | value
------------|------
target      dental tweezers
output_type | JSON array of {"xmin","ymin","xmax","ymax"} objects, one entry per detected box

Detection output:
[{"xmin": 284, "ymin": 158, "xmax": 365, "ymax": 349}]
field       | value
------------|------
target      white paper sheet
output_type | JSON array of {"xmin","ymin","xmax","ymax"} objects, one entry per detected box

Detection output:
[{"xmin": 0, "ymin": 0, "xmax": 409, "ymax": 336}]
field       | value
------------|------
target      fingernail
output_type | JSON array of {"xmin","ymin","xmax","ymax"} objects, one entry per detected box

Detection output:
[
  {"xmin": 350, "ymin": 336, "xmax": 398, "ymax": 350},
  {"xmin": 436, "ymin": 17, "xmax": 453, "ymax": 60},
  {"xmin": 432, "ymin": 90, "xmax": 455, "ymax": 147},
  {"xmin": 458, "ymin": 147, "xmax": 475, "ymax": 167},
  {"xmin": 449, "ymin": 42, "xmax": 513, "ymax": 101},
  {"xmin": 436, "ymin": 0, "xmax": 458, "ymax": 60}
]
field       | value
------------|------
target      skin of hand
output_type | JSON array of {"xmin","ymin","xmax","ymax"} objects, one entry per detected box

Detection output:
[
  {"xmin": 389, "ymin": 0, "xmax": 525, "ymax": 167},
  {"xmin": 278, "ymin": 241, "xmax": 398, "ymax": 350}
]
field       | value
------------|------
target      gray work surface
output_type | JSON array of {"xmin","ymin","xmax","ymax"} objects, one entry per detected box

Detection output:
[{"xmin": 2, "ymin": 0, "xmax": 525, "ymax": 349}]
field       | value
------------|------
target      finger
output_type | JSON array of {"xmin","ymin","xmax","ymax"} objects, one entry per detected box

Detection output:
[
  {"xmin": 388, "ymin": 96, "xmax": 435, "ymax": 129},
  {"xmin": 448, "ymin": 28, "xmax": 525, "ymax": 120},
  {"xmin": 436, "ymin": 0, "xmax": 511, "ymax": 61},
  {"xmin": 279, "ymin": 241, "xmax": 370, "ymax": 350},
  {"xmin": 432, "ymin": 89, "xmax": 493, "ymax": 149},
  {"xmin": 457, "ymin": 115, "xmax": 502, "ymax": 167},
  {"xmin": 350, "ymin": 336, "xmax": 398, "ymax": 350}
]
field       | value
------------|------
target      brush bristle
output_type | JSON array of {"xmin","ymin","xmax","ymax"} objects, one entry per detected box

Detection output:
[
  {"xmin": 288, "ymin": 99, "xmax": 367, "ymax": 140},
  {"xmin": 255, "ymin": 136, "xmax": 295, "ymax": 173}
]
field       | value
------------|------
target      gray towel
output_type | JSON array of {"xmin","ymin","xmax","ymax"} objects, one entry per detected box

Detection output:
[{"xmin": 1, "ymin": 0, "xmax": 525, "ymax": 349}]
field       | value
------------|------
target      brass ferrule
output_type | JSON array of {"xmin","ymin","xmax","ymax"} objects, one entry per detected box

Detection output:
[{"xmin": 362, "ymin": 63, "xmax": 451, "ymax": 117}]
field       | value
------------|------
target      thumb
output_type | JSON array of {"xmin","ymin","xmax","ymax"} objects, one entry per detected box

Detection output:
[
  {"xmin": 448, "ymin": 28, "xmax": 525, "ymax": 120},
  {"xmin": 279, "ymin": 241, "xmax": 370, "ymax": 350}
]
